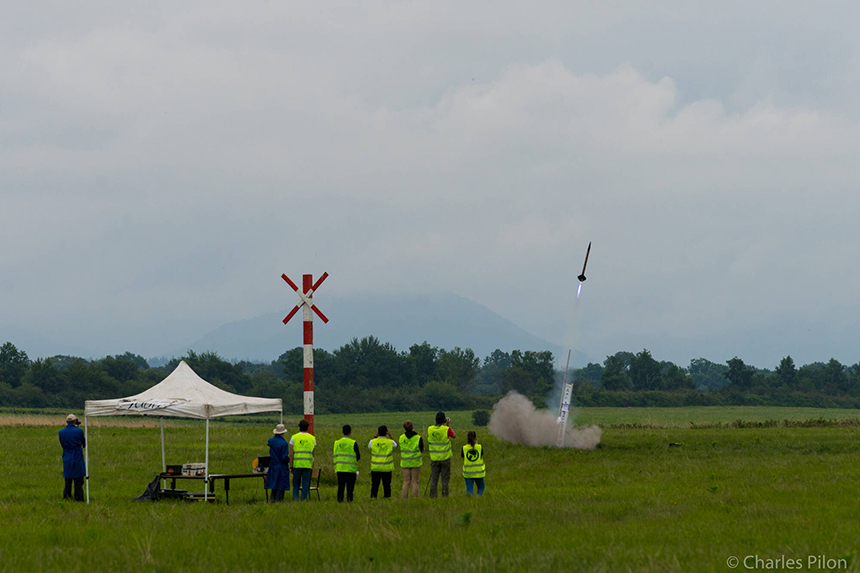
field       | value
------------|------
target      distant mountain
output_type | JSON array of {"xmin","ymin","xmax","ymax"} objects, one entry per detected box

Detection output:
[{"xmin": 167, "ymin": 292, "xmax": 591, "ymax": 366}]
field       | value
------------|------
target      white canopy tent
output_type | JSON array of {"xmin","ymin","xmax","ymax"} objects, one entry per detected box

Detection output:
[{"xmin": 84, "ymin": 360, "xmax": 283, "ymax": 503}]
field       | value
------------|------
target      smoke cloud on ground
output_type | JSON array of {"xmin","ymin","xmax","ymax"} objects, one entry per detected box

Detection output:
[{"xmin": 488, "ymin": 391, "xmax": 601, "ymax": 449}]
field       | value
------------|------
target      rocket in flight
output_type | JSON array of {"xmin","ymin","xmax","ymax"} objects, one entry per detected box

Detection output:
[{"xmin": 577, "ymin": 241, "xmax": 591, "ymax": 283}]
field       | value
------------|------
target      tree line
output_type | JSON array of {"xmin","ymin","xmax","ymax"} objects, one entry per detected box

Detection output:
[
  {"xmin": 0, "ymin": 338, "xmax": 551, "ymax": 412},
  {"xmin": 570, "ymin": 351, "xmax": 860, "ymax": 408},
  {"xmin": 2, "ymin": 340, "xmax": 859, "ymax": 411}
]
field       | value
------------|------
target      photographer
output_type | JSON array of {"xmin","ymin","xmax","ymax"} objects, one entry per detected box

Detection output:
[{"xmin": 427, "ymin": 412, "xmax": 456, "ymax": 498}]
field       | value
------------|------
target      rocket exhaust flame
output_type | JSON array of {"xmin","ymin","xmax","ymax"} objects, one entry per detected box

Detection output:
[{"xmin": 576, "ymin": 282, "xmax": 582, "ymax": 298}]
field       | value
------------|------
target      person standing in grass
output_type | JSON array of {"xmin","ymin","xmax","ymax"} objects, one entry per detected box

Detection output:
[
  {"xmin": 427, "ymin": 411, "xmax": 456, "ymax": 498},
  {"xmin": 461, "ymin": 431, "xmax": 486, "ymax": 496},
  {"xmin": 59, "ymin": 414, "xmax": 86, "ymax": 502},
  {"xmin": 290, "ymin": 419, "xmax": 316, "ymax": 501},
  {"xmin": 399, "ymin": 420, "xmax": 423, "ymax": 499},
  {"xmin": 266, "ymin": 424, "xmax": 290, "ymax": 502},
  {"xmin": 368, "ymin": 425, "xmax": 397, "ymax": 499},
  {"xmin": 333, "ymin": 424, "xmax": 360, "ymax": 502}
]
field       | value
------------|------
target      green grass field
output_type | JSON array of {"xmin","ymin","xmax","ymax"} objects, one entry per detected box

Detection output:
[
  {"xmin": 3, "ymin": 408, "xmax": 860, "ymax": 572},
  {"xmin": 8, "ymin": 405, "xmax": 860, "ymax": 429},
  {"xmin": 569, "ymin": 406, "xmax": 860, "ymax": 427}
]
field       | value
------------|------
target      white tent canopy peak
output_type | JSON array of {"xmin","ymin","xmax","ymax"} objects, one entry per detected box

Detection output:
[{"xmin": 84, "ymin": 360, "xmax": 282, "ymax": 420}]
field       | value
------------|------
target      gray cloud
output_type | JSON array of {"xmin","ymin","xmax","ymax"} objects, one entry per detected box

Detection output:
[{"xmin": 2, "ymin": 2, "xmax": 860, "ymax": 368}]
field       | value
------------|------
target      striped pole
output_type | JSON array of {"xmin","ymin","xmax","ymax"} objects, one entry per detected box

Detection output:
[
  {"xmin": 302, "ymin": 274, "xmax": 315, "ymax": 434},
  {"xmin": 282, "ymin": 271, "xmax": 328, "ymax": 437}
]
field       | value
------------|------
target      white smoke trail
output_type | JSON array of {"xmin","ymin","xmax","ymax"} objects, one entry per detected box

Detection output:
[
  {"xmin": 488, "ymin": 391, "xmax": 601, "ymax": 449},
  {"xmin": 546, "ymin": 280, "xmax": 584, "ymax": 411}
]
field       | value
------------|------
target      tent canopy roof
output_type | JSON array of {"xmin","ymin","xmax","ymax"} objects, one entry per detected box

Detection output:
[{"xmin": 84, "ymin": 360, "xmax": 282, "ymax": 419}]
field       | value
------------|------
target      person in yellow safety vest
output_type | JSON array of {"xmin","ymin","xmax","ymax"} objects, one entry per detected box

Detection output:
[
  {"xmin": 368, "ymin": 425, "xmax": 397, "ymax": 499},
  {"xmin": 289, "ymin": 419, "xmax": 316, "ymax": 501},
  {"xmin": 427, "ymin": 411, "xmax": 456, "ymax": 498},
  {"xmin": 333, "ymin": 424, "xmax": 361, "ymax": 502},
  {"xmin": 461, "ymin": 431, "xmax": 486, "ymax": 496},
  {"xmin": 399, "ymin": 420, "xmax": 424, "ymax": 499}
]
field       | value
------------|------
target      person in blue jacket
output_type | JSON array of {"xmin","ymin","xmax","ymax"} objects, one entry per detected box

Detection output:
[
  {"xmin": 266, "ymin": 423, "xmax": 290, "ymax": 502},
  {"xmin": 59, "ymin": 414, "xmax": 86, "ymax": 501}
]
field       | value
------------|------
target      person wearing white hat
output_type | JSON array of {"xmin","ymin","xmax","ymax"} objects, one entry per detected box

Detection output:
[
  {"xmin": 266, "ymin": 424, "xmax": 290, "ymax": 502},
  {"xmin": 59, "ymin": 414, "xmax": 86, "ymax": 501}
]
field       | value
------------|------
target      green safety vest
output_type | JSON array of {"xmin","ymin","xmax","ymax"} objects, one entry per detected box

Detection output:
[
  {"xmin": 427, "ymin": 425, "xmax": 452, "ymax": 461},
  {"xmin": 369, "ymin": 437, "xmax": 394, "ymax": 472},
  {"xmin": 333, "ymin": 436, "xmax": 357, "ymax": 473},
  {"xmin": 462, "ymin": 444, "xmax": 486, "ymax": 478},
  {"xmin": 291, "ymin": 432, "xmax": 316, "ymax": 469},
  {"xmin": 398, "ymin": 433, "xmax": 422, "ymax": 468}
]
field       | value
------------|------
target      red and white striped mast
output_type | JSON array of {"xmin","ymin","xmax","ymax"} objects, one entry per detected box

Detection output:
[{"xmin": 281, "ymin": 272, "xmax": 329, "ymax": 435}]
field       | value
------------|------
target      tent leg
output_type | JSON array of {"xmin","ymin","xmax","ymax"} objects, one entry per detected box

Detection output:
[
  {"xmin": 204, "ymin": 419, "xmax": 209, "ymax": 502},
  {"xmin": 161, "ymin": 417, "xmax": 166, "ymax": 489},
  {"xmin": 84, "ymin": 416, "xmax": 90, "ymax": 504}
]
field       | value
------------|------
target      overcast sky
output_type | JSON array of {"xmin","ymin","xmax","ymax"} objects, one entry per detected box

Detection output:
[{"xmin": 3, "ymin": 2, "xmax": 860, "ymax": 368}]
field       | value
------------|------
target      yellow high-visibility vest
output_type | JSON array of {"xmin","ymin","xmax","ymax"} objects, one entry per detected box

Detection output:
[
  {"xmin": 333, "ymin": 437, "xmax": 357, "ymax": 473},
  {"xmin": 291, "ymin": 432, "xmax": 316, "ymax": 469},
  {"xmin": 427, "ymin": 425, "xmax": 452, "ymax": 461},
  {"xmin": 370, "ymin": 436, "xmax": 394, "ymax": 472},
  {"xmin": 462, "ymin": 444, "xmax": 486, "ymax": 478},
  {"xmin": 398, "ymin": 433, "xmax": 422, "ymax": 468},
  {"xmin": 370, "ymin": 437, "xmax": 394, "ymax": 472}
]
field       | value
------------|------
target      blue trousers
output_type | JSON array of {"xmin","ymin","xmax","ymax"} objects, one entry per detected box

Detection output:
[
  {"xmin": 465, "ymin": 477, "xmax": 485, "ymax": 496},
  {"xmin": 292, "ymin": 468, "xmax": 312, "ymax": 501}
]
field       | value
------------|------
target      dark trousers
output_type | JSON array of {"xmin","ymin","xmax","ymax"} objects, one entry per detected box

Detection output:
[
  {"xmin": 336, "ymin": 472, "xmax": 357, "ymax": 502},
  {"xmin": 63, "ymin": 477, "xmax": 84, "ymax": 502},
  {"xmin": 370, "ymin": 471, "xmax": 392, "ymax": 498},
  {"xmin": 269, "ymin": 489, "xmax": 286, "ymax": 502},
  {"xmin": 429, "ymin": 459, "xmax": 451, "ymax": 498}
]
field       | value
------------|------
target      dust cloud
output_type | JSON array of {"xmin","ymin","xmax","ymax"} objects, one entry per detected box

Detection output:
[{"xmin": 488, "ymin": 391, "xmax": 601, "ymax": 449}]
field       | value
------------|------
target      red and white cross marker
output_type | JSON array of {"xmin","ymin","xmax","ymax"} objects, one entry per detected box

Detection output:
[{"xmin": 281, "ymin": 272, "xmax": 328, "ymax": 435}]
